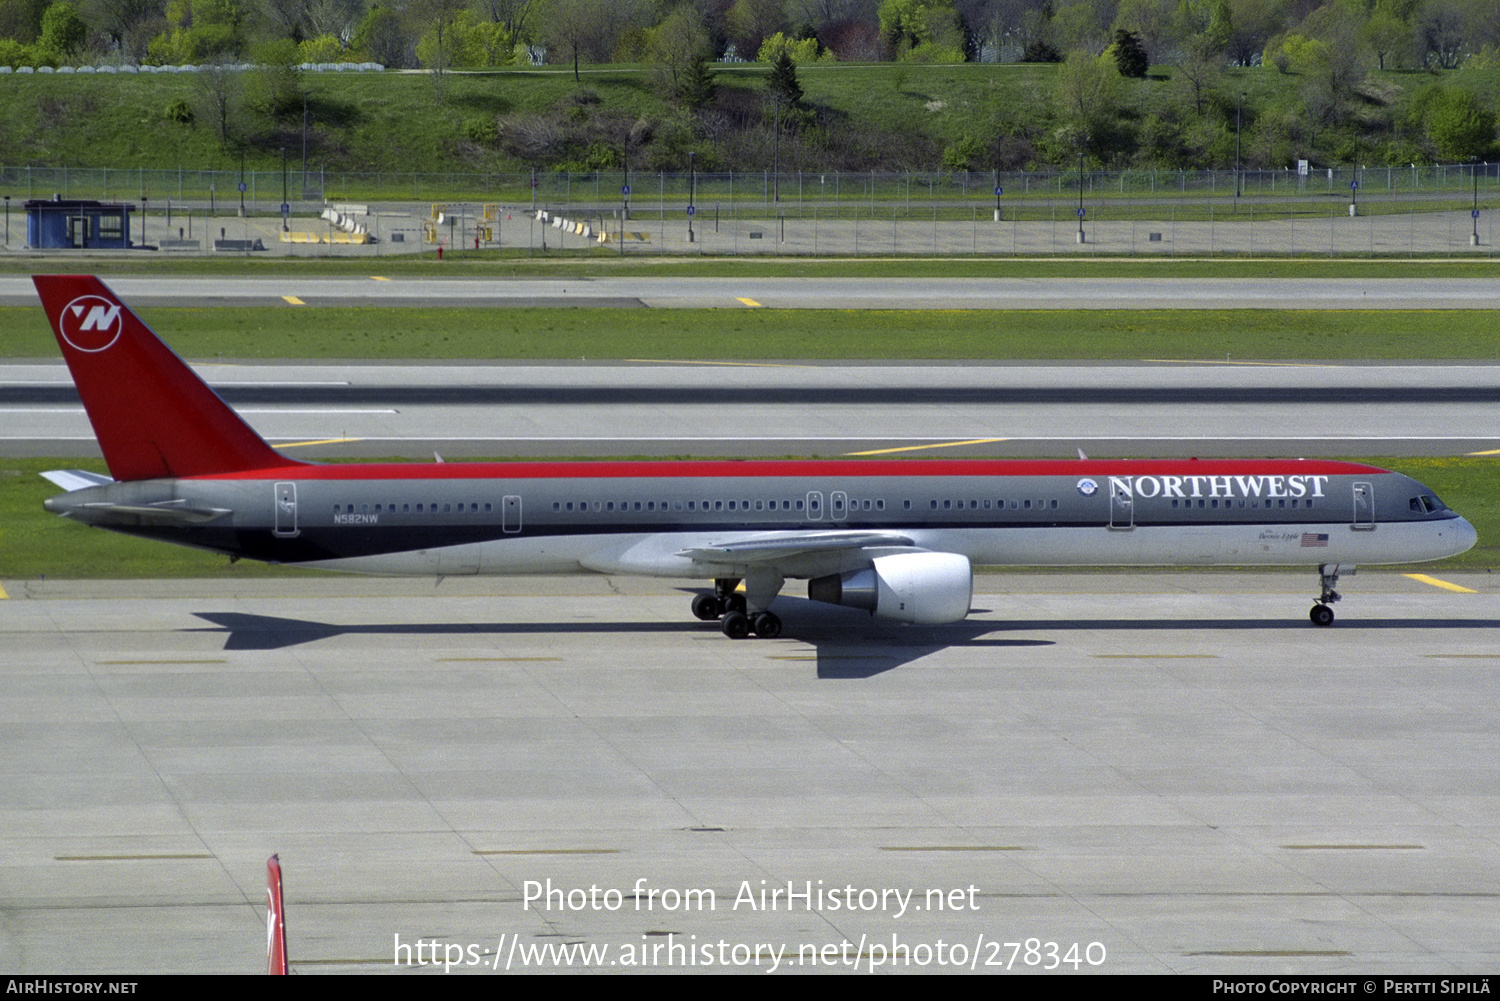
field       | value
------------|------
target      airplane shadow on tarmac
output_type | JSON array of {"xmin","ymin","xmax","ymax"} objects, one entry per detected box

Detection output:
[{"xmin": 187, "ymin": 599, "xmax": 1500, "ymax": 679}]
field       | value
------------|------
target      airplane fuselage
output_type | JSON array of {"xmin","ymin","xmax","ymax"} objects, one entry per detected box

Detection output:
[{"xmin": 46, "ymin": 457, "xmax": 1474, "ymax": 579}]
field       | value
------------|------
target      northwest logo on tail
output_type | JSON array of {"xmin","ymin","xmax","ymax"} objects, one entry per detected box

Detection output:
[{"xmin": 58, "ymin": 296, "xmax": 123, "ymax": 352}]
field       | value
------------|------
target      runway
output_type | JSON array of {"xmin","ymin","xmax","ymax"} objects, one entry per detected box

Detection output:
[
  {"xmin": 1, "ymin": 573, "xmax": 1496, "ymax": 974},
  {"xmin": 2, "ymin": 275, "xmax": 1500, "ymax": 309},
  {"xmin": 3, "ymin": 359, "xmax": 1496, "ymax": 459}
]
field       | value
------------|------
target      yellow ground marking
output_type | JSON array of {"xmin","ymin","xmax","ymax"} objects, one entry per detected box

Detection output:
[
  {"xmin": 1466, "ymin": 448, "xmax": 1500, "ymax": 456},
  {"xmin": 879, "ymin": 845, "xmax": 1025, "ymax": 852},
  {"xmin": 0, "ymin": 583, "xmax": 7, "ymax": 599},
  {"xmin": 626, "ymin": 358, "xmax": 810, "ymax": 368},
  {"xmin": 1143, "ymin": 358, "xmax": 1339, "ymax": 368},
  {"xmin": 57, "ymin": 853, "xmax": 215, "ymax": 861},
  {"xmin": 282, "ymin": 295, "xmax": 305, "ymax": 305},
  {"xmin": 437, "ymin": 657, "xmax": 562, "ymax": 662},
  {"xmin": 1404, "ymin": 573, "xmax": 1477, "ymax": 593},
  {"xmin": 846, "ymin": 438, "xmax": 1006, "ymax": 456},
  {"xmin": 736, "ymin": 297, "xmax": 762, "ymax": 307},
  {"xmin": 1282, "ymin": 844, "xmax": 1423, "ymax": 850},
  {"xmin": 473, "ymin": 848, "xmax": 619, "ymax": 855},
  {"xmin": 371, "ymin": 276, "xmax": 390, "ymax": 281},
  {"xmin": 97, "ymin": 659, "xmax": 227, "ymax": 665},
  {"xmin": 278, "ymin": 438, "xmax": 361, "ymax": 448},
  {"xmin": 1189, "ymin": 951, "xmax": 1352, "ymax": 958}
]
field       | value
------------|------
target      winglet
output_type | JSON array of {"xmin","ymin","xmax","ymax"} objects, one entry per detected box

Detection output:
[{"xmin": 33, "ymin": 275, "xmax": 302, "ymax": 481}]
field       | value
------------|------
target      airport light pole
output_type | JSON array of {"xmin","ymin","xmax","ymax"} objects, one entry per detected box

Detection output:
[
  {"xmin": 1472, "ymin": 157, "xmax": 1481, "ymax": 246},
  {"xmin": 1076, "ymin": 152, "xmax": 1085, "ymax": 244},
  {"xmin": 1235, "ymin": 91, "xmax": 1244, "ymax": 207}
]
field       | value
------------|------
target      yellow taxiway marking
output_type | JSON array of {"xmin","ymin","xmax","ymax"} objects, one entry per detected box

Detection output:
[
  {"xmin": 1143, "ymin": 358, "xmax": 1339, "ymax": 368},
  {"xmin": 1094, "ymin": 654, "xmax": 1217, "ymax": 659},
  {"xmin": 880, "ymin": 845, "xmax": 1026, "ymax": 852},
  {"xmin": 1467, "ymin": 448, "xmax": 1500, "ymax": 456},
  {"xmin": 736, "ymin": 297, "xmax": 762, "ymax": 307},
  {"xmin": 1282, "ymin": 844, "xmax": 1423, "ymax": 850},
  {"xmin": 0, "ymin": 583, "xmax": 7, "ymax": 599},
  {"xmin": 627, "ymin": 358, "xmax": 810, "ymax": 368},
  {"xmin": 1404, "ymin": 573, "xmax": 1477, "ymax": 593},
  {"xmin": 474, "ymin": 848, "xmax": 619, "ymax": 855},
  {"xmin": 371, "ymin": 276, "xmax": 391, "ymax": 281},
  {"xmin": 847, "ymin": 438, "xmax": 1006, "ymax": 456},
  {"xmin": 97, "ymin": 659, "xmax": 227, "ymax": 665},
  {"xmin": 58, "ymin": 853, "xmax": 216, "ymax": 861},
  {"xmin": 282, "ymin": 295, "xmax": 305, "ymax": 305},
  {"xmin": 278, "ymin": 438, "xmax": 361, "ymax": 448}
]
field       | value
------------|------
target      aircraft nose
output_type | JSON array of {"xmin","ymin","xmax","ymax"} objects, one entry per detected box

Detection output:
[{"xmin": 1450, "ymin": 516, "xmax": 1479, "ymax": 556}]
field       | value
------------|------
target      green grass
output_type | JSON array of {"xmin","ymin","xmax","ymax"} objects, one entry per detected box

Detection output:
[
  {"xmin": 3, "ymin": 456, "xmax": 1492, "ymax": 579},
  {"xmin": 5, "ymin": 304, "xmax": 1500, "ymax": 360}
]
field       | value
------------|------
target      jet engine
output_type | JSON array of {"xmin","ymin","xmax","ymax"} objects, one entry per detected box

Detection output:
[{"xmin": 807, "ymin": 553, "xmax": 973, "ymax": 624}]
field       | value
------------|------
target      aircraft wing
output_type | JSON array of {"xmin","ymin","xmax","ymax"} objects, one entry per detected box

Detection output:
[{"xmin": 678, "ymin": 530, "xmax": 917, "ymax": 565}]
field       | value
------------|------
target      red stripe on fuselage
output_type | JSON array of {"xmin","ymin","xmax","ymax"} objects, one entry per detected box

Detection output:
[{"xmin": 199, "ymin": 458, "xmax": 1390, "ymax": 482}]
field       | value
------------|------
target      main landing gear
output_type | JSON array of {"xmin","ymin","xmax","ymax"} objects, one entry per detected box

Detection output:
[
  {"xmin": 690, "ymin": 578, "xmax": 783, "ymax": 639},
  {"xmin": 1309, "ymin": 563, "xmax": 1347, "ymax": 627}
]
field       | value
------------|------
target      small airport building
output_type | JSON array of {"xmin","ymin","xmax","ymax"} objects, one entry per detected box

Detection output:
[{"xmin": 25, "ymin": 197, "xmax": 135, "ymax": 249}]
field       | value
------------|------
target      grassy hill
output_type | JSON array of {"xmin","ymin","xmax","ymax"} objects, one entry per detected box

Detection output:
[{"xmin": 1, "ymin": 60, "xmax": 1496, "ymax": 176}]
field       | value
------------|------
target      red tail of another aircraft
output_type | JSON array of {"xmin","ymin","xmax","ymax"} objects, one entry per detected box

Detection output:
[{"xmin": 33, "ymin": 275, "xmax": 300, "ymax": 482}]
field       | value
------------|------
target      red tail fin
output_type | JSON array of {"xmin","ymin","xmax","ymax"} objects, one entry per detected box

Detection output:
[{"xmin": 34, "ymin": 275, "xmax": 300, "ymax": 481}]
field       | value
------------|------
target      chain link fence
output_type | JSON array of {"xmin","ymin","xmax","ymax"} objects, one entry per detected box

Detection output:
[{"xmin": 4, "ymin": 163, "xmax": 1495, "ymax": 256}]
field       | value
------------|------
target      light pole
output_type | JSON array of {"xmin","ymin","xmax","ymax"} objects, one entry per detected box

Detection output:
[
  {"xmin": 1076, "ymin": 151, "xmax": 1085, "ymax": 244},
  {"xmin": 772, "ymin": 98, "xmax": 781, "ymax": 205},
  {"xmin": 1235, "ymin": 91, "xmax": 1244, "ymax": 207},
  {"xmin": 687, "ymin": 150, "xmax": 696, "ymax": 243},
  {"xmin": 280, "ymin": 147, "xmax": 289, "ymax": 231},
  {"xmin": 1472, "ymin": 157, "xmax": 1481, "ymax": 246}
]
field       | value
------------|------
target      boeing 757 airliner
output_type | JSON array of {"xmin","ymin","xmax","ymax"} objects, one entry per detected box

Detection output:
[{"xmin": 34, "ymin": 275, "xmax": 1475, "ymax": 638}]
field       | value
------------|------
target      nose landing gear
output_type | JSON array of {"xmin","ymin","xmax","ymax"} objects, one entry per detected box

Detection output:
[{"xmin": 1309, "ymin": 564, "xmax": 1349, "ymax": 627}]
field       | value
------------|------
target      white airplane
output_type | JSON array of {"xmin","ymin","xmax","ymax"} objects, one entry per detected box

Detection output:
[{"xmin": 34, "ymin": 275, "xmax": 1476, "ymax": 638}]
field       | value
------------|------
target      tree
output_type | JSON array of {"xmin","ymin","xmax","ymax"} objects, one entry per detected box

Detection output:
[
  {"xmin": 413, "ymin": 0, "xmax": 466, "ymax": 97},
  {"xmin": 194, "ymin": 55, "xmax": 244, "ymax": 148},
  {"xmin": 1410, "ymin": 84, "xmax": 1496, "ymax": 160},
  {"xmin": 1111, "ymin": 27, "xmax": 1148, "ymax": 76},
  {"xmin": 544, "ymin": 0, "xmax": 639, "ymax": 81},
  {"xmin": 37, "ymin": 1, "xmax": 87, "ymax": 60},
  {"xmin": 352, "ymin": 5, "xmax": 412, "ymax": 67},
  {"xmin": 648, "ymin": 4, "xmax": 710, "ymax": 98},
  {"xmin": 1053, "ymin": 48, "xmax": 1121, "ymax": 132},
  {"xmin": 766, "ymin": 48, "xmax": 803, "ymax": 106},
  {"xmin": 678, "ymin": 54, "xmax": 718, "ymax": 111}
]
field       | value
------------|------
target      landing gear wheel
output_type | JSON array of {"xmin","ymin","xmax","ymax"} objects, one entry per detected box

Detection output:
[
  {"xmin": 1309, "ymin": 604, "xmax": 1335, "ymax": 627},
  {"xmin": 691, "ymin": 594, "xmax": 720, "ymax": 621},
  {"xmin": 721, "ymin": 610, "xmax": 751, "ymax": 639},
  {"xmin": 720, "ymin": 593, "xmax": 747, "ymax": 616},
  {"xmin": 751, "ymin": 611, "xmax": 782, "ymax": 638}
]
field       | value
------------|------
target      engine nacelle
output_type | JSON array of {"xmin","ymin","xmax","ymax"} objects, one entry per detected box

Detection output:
[{"xmin": 807, "ymin": 552, "xmax": 973, "ymax": 624}]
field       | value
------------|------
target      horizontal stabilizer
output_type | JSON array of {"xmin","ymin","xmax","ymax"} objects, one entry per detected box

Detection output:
[{"xmin": 40, "ymin": 469, "xmax": 115, "ymax": 492}]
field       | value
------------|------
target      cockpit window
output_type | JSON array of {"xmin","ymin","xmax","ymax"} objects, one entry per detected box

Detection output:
[{"xmin": 1410, "ymin": 495, "xmax": 1447, "ymax": 514}]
